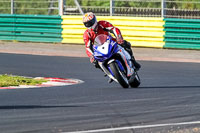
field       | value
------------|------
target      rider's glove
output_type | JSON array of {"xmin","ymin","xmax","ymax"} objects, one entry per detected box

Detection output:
[
  {"xmin": 90, "ymin": 55, "xmax": 99, "ymax": 68},
  {"xmin": 116, "ymin": 35, "xmax": 124, "ymax": 45},
  {"xmin": 90, "ymin": 55, "xmax": 95, "ymax": 63}
]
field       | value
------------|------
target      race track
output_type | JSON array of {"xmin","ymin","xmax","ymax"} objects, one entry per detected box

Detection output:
[{"xmin": 0, "ymin": 53, "xmax": 200, "ymax": 133}]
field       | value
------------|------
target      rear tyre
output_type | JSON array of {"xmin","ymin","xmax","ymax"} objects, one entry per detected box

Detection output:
[
  {"xmin": 109, "ymin": 62, "xmax": 129, "ymax": 88},
  {"xmin": 129, "ymin": 72, "xmax": 140, "ymax": 88}
]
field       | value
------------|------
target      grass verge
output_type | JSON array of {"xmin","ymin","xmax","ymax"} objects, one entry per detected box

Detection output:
[{"xmin": 0, "ymin": 74, "xmax": 47, "ymax": 87}]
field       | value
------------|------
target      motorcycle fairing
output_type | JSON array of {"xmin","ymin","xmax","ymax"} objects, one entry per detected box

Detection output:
[
  {"xmin": 93, "ymin": 37, "xmax": 118, "ymax": 62},
  {"xmin": 93, "ymin": 34, "xmax": 134, "ymax": 79}
]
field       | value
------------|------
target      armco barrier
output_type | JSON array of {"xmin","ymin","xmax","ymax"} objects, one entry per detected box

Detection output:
[
  {"xmin": 164, "ymin": 18, "xmax": 200, "ymax": 49},
  {"xmin": 0, "ymin": 14, "xmax": 62, "ymax": 42},
  {"xmin": 62, "ymin": 16, "xmax": 165, "ymax": 48},
  {"xmin": 1, "ymin": 14, "xmax": 199, "ymax": 50},
  {"xmin": 61, "ymin": 16, "xmax": 84, "ymax": 44}
]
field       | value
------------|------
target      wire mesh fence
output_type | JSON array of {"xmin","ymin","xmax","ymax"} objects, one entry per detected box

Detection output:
[
  {"xmin": 0, "ymin": 0, "xmax": 59, "ymax": 15},
  {"xmin": 165, "ymin": 0, "xmax": 200, "ymax": 18},
  {"xmin": 65, "ymin": 0, "xmax": 163, "ymax": 17},
  {"xmin": 1, "ymin": 0, "xmax": 200, "ymax": 18},
  {"xmin": 0, "ymin": 1, "xmax": 11, "ymax": 14},
  {"xmin": 65, "ymin": 0, "xmax": 200, "ymax": 18}
]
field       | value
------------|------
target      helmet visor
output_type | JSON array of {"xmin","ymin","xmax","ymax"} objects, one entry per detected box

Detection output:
[{"xmin": 83, "ymin": 17, "xmax": 96, "ymax": 28}]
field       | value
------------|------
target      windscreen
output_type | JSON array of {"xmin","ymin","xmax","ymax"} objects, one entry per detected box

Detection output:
[{"xmin": 94, "ymin": 34, "xmax": 108, "ymax": 46}]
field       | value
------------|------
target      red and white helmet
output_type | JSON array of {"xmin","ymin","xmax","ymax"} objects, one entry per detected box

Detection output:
[{"xmin": 83, "ymin": 12, "xmax": 97, "ymax": 30}]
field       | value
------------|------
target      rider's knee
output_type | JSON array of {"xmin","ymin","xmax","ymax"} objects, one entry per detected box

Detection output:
[{"xmin": 123, "ymin": 40, "xmax": 131, "ymax": 48}]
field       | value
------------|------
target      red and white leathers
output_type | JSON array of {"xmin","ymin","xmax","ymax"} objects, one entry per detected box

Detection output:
[{"xmin": 83, "ymin": 20, "xmax": 123, "ymax": 58}]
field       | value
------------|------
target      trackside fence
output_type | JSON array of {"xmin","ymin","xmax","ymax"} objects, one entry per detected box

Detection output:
[
  {"xmin": 0, "ymin": 14, "xmax": 200, "ymax": 50},
  {"xmin": 62, "ymin": 16, "xmax": 200, "ymax": 50},
  {"xmin": 164, "ymin": 18, "xmax": 200, "ymax": 49},
  {"xmin": 0, "ymin": 14, "xmax": 62, "ymax": 42},
  {"xmin": 61, "ymin": 16, "xmax": 84, "ymax": 44},
  {"xmin": 62, "ymin": 16, "xmax": 165, "ymax": 48}
]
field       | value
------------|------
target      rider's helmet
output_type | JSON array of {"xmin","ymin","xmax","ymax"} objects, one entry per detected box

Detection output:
[{"xmin": 83, "ymin": 12, "xmax": 98, "ymax": 30}]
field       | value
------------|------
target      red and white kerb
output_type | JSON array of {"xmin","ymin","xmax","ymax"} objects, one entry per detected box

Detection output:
[{"xmin": 0, "ymin": 77, "xmax": 84, "ymax": 90}]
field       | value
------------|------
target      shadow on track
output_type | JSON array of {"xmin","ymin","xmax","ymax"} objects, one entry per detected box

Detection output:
[
  {"xmin": 0, "ymin": 105, "xmax": 84, "ymax": 110},
  {"xmin": 140, "ymin": 85, "xmax": 200, "ymax": 89}
]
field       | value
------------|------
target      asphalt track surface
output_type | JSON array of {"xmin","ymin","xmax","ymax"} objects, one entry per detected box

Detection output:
[{"xmin": 1, "ymin": 53, "xmax": 200, "ymax": 133}]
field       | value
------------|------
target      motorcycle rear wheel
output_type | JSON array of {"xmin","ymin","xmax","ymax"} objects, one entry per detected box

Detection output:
[
  {"xmin": 109, "ymin": 62, "xmax": 129, "ymax": 88},
  {"xmin": 129, "ymin": 72, "xmax": 140, "ymax": 88}
]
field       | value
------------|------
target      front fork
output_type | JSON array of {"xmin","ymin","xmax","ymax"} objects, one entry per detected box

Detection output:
[
  {"xmin": 117, "ymin": 46, "xmax": 134, "ymax": 77},
  {"xmin": 97, "ymin": 46, "xmax": 134, "ymax": 82},
  {"xmin": 98, "ymin": 60, "xmax": 118, "ymax": 83}
]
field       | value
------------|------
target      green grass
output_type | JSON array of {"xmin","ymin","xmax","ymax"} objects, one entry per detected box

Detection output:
[{"xmin": 0, "ymin": 74, "xmax": 47, "ymax": 87}]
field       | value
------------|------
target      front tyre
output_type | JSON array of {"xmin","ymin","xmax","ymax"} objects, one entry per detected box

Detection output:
[{"xmin": 109, "ymin": 62, "xmax": 129, "ymax": 88}]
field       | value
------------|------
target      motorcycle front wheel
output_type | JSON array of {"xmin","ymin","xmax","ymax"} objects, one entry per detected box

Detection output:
[{"xmin": 109, "ymin": 62, "xmax": 129, "ymax": 88}]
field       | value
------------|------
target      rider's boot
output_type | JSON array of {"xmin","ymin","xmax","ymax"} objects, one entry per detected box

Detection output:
[
  {"xmin": 122, "ymin": 40, "xmax": 141, "ymax": 71},
  {"xmin": 131, "ymin": 56, "xmax": 141, "ymax": 71}
]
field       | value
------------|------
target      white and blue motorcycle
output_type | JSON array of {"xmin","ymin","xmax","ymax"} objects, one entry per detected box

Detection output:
[{"xmin": 93, "ymin": 34, "xmax": 140, "ymax": 88}]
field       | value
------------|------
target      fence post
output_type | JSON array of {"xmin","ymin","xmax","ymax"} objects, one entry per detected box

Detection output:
[
  {"xmin": 11, "ymin": 0, "xmax": 14, "ymax": 14},
  {"xmin": 59, "ymin": 0, "xmax": 64, "ymax": 16},
  {"xmin": 110, "ymin": 0, "xmax": 114, "ymax": 16},
  {"xmin": 161, "ymin": 0, "xmax": 166, "ymax": 18}
]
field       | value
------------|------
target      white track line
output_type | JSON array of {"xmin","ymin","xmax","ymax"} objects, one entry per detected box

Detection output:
[{"xmin": 64, "ymin": 121, "xmax": 200, "ymax": 133}]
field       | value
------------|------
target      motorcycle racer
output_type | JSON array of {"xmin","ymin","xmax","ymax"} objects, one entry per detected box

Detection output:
[{"xmin": 83, "ymin": 12, "xmax": 141, "ymax": 74}]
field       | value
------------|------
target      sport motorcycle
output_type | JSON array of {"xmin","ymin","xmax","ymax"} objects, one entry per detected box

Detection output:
[{"xmin": 93, "ymin": 34, "xmax": 140, "ymax": 88}]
